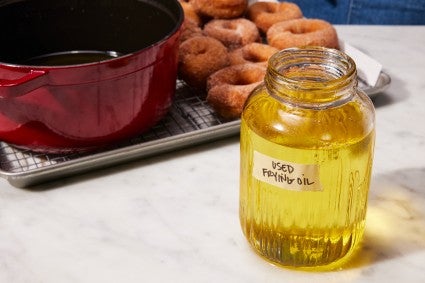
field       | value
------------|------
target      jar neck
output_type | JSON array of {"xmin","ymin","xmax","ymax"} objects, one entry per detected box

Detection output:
[{"xmin": 265, "ymin": 47, "xmax": 357, "ymax": 109}]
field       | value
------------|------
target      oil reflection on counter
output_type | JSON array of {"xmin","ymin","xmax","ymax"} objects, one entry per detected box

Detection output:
[{"xmin": 344, "ymin": 167, "xmax": 425, "ymax": 270}]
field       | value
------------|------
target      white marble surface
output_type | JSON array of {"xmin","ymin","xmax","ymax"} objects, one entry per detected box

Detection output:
[{"xmin": 1, "ymin": 26, "xmax": 425, "ymax": 282}]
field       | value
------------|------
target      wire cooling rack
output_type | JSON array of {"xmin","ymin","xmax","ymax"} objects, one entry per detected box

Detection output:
[
  {"xmin": 0, "ymin": 70, "xmax": 390, "ymax": 188},
  {"xmin": 0, "ymin": 80, "xmax": 240, "ymax": 187}
]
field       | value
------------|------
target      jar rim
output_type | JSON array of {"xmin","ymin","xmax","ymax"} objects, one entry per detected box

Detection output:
[
  {"xmin": 266, "ymin": 46, "xmax": 357, "ymax": 108},
  {"xmin": 268, "ymin": 46, "xmax": 356, "ymax": 88}
]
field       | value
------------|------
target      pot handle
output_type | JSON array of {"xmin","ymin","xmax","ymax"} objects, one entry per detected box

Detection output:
[{"xmin": 0, "ymin": 70, "xmax": 48, "ymax": 98}]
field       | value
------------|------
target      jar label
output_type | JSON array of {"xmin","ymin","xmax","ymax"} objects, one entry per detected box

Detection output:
[{"xmin": 253, "ymin": 151, "xmax": 323, "ymax": 192}]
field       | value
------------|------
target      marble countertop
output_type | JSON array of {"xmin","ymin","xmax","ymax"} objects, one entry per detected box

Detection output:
[{"xmin": 1, "ymin": 26, "xmax": 424, "ymax": 283}]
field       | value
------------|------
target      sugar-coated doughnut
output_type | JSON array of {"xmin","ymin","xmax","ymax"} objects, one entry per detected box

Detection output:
[
  {"xmin": 247, "ymin": 1, "xmax": 303, "ymax": 33},
  {"xmin": 229, "ymin": 42, "xmax": 279, "ymax": 66},
  {"xmin": 178, "ymin": 36, "xmax": 229, "ymax": 89},
  {"xmin": 192, "ymin": 0, "xmax": 248, "ymax": 19},
  {"xmin": 203, "ymin": 18, "xmax": 261, "ymax": 50},
  {"xmin": 207, "ymin": 64, "xmax": 266, "ymax": 119},
  {"xmin": 267, "ymin": 18, "xmax": 339, "ymax": 50},
  {"xmin": 179, "ymin": 0, "xmax": 203, "ymax": 26},
  {"xmin": 179, "ymin": 20, "xmax": 203, "ymax": 43}
]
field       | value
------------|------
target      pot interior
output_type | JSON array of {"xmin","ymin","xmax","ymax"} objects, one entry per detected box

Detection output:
[{"xmin": 0, "ymin": 0, "xmax": 183, "ymax": 66}]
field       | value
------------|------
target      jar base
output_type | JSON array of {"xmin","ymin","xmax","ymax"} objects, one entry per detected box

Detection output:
[{"xmin": 245, "ymin": 227, "xmax": 364, "ymax": 271}]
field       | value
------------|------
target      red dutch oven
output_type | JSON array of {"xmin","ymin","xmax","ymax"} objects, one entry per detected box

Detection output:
[{"xmin": 0, "ymin": 0, "xmax": 183, "ymax": 153}]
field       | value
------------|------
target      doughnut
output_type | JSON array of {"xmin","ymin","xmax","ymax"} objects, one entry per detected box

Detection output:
[
  {"xmin": 179, "ymin": 0, "xmax": 202, "ymax": 26},
  {"xmin": 192, "ymin": 0, "xmax": 248, "ymax": 19},
  {"xmin": 229, "ymin": 42, "xmax": 279, "ymax": 66},
  {"xmin": 178, "ymin": 36, "xmax": 229, "ymax": 89},
  {"xmin": 207, "ymin": 64, "xmax": 266, "ymax": 119},
  {"xmin": 179, "ymin": 20, "xmax": 203, "ymax": 43},
  {"xmin": 247, "ymin": 1, "xmax": 303, "ymax": 33},
  {"xmin": 267, "ymin": 18, "xmax": 339, "ymax": 50},
  {"xmin": 203, "ymin": 18, "xmax": 261, "ymax": 50}
]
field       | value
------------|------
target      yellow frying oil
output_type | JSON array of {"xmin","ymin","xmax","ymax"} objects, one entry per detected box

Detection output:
[{"xmin": 240, "ymin": 89, "xmax": 375, "ymax": 270}]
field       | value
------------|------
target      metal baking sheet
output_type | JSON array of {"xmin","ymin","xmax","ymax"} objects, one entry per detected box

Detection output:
[
  {"xmin": 0, "ymin": 72, "xmax": 390, "ymax": 188},
  {"xmin": 359, "ymin": 71, "xmax": 391, "ymax": 98}
]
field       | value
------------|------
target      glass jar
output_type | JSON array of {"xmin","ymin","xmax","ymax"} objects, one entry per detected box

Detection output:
[{"xmin": 239, "ymin": 47, "xmax": 375, "ymax": 270}]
